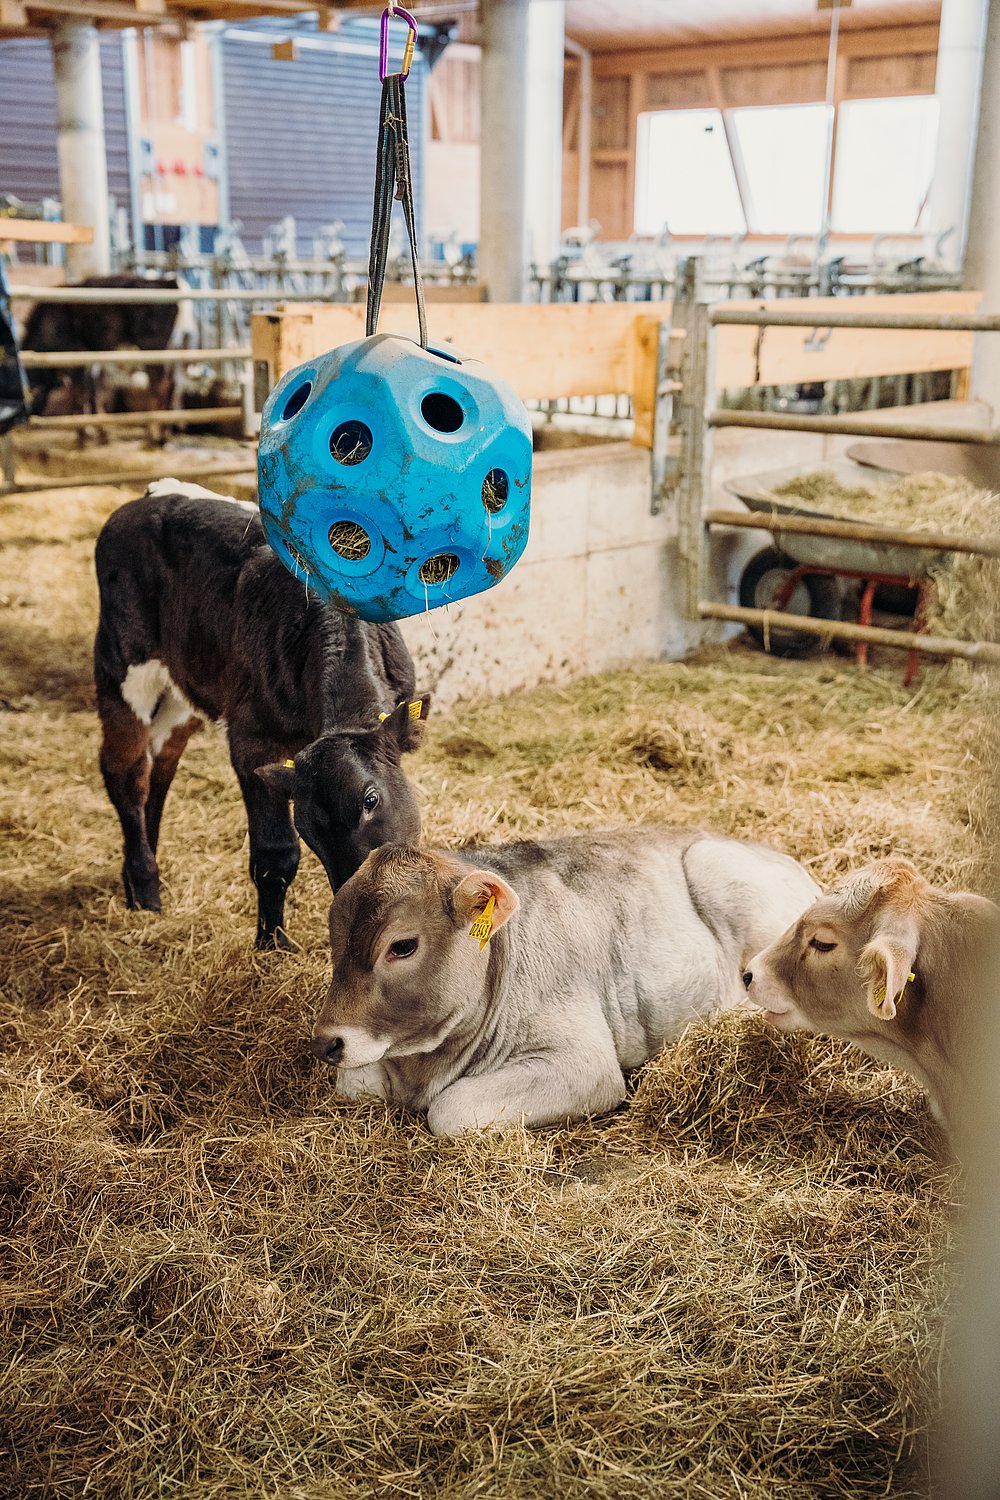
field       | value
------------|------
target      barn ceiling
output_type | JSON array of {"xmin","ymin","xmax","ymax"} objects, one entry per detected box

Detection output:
[
  {"xmin": 0, "ymin": 0, "xmax": 943, "ymax": 47},
  {"xmin": 564, "ymin": 0, "xmax": 942, "ymax": 52}
]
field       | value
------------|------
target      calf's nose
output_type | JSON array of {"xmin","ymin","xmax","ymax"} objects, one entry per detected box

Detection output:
[
  {"xmin": 742, "ymin": 969, "xmax": 753, "ymax": 990},
  {"xmin": 309, "ymin": 1035, "xmax": 344, "ymax": 1066}
]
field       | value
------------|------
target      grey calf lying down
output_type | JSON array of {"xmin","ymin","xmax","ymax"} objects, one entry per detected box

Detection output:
[
  {"xmin": 310, "ymin": 826, "xmax": 820, "ymax": 1135},
  {"xmin": 743, "ymin": 856, "xmax": 1000, "ymax": 1138}
]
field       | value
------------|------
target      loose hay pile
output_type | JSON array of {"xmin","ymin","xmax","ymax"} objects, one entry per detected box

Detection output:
[
  {"xmin": 770, "ymin": 469, "xmax": 1000, "ymax": 642},
  {"xmin": 1, "ymin": 485, "xmax": 996, "ymax": 1500}
]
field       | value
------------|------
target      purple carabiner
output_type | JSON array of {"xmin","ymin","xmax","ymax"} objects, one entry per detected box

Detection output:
[{"xmin": 379, "ymin": 6, "xmax": 418, "ymax": 83}]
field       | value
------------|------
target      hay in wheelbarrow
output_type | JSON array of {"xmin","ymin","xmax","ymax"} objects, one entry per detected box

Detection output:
[{"xmin": 770, "ymin": 470, "xmax": 1000, "ymax": 644}]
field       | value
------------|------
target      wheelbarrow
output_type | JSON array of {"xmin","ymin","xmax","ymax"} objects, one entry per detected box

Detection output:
[{"xmin": 724, "ymin": 465, "xmax": 947, "ymax": 685}]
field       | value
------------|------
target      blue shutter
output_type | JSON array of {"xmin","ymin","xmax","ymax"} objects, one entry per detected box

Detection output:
[
  {"xmin": 0, "ymin": 35, "xmax": 133, "ymax": 240},
  {"xmin": 220, "ymin": 19, "xmax": 424, "ymax": 257}
]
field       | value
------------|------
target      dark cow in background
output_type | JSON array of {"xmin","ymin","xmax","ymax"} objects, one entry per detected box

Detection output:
[
  {"xmin": 94, "ymin": 481, "xmax": 431, "ymax": 949},
  {"xmin": 22, "ymin": 273, "xmax": 180, "ymax": 421}
]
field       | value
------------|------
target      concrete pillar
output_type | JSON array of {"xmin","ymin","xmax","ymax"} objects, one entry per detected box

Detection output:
[
  {"xmin": 51, "ymin": 21, "xmax": 111, "ymax": 279},
  {"xmin": 479, "ymin": 0, "xmax": 530, "ymax": 301},
  {"xmin": 965, "ymin": 0, "xmax": 1000, "ymax": 410},
  {"xmin": 524, "ymin": 0, "xmax": 565, "ymax": 269},
  {"xmin": 927, "ymin": 0, "xmax": 988, "ymax": 269}
]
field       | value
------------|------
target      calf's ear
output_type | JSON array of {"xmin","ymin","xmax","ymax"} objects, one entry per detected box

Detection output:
[
  {"xmin": 379, "ymin": 693, "xmax": 432, "ymax": 755},
  {"xmin": 255, "ymin": 761, "xmax": 297, "ymax": 797},
  {"xmin": 858, "ymin": 921, "xmax": 918, "ymax": 1021},
  {"xmin": 451, "ymin": 868, "xmax": 520, "ymax": 934}
]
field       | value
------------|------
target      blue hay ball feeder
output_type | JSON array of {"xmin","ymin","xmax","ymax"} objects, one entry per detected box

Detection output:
[{"xmin": 257, "ymin": 333, "xmax": 533, "ymax": 623}]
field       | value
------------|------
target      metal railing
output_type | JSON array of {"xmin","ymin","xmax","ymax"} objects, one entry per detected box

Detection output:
[{"xmin": 659, "ymin": 270, "xmax": 1000, "ymax": 668}]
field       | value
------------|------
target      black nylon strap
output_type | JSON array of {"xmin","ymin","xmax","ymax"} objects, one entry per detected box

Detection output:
[{"xmin": 366, "ymin": 74, "xmax": 427, "ymax": 347}]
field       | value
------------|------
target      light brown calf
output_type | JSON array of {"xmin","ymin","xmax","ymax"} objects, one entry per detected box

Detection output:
[{"xmin": 742, "ymin": 857, "xmax": 1000, "ymax": 1136}]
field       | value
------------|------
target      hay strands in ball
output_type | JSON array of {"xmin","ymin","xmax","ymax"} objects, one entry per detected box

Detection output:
[{"xmin": 257, "ymin": 4, "xmax": 533, "ymax": 625}]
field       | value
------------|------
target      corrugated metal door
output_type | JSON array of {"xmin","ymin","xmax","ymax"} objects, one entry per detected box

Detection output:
[
  {"xmin": 221, "ymin": 21, "xmax": 424, "ymax": 256},
  {"xmin": 0, "ymin": 35, "xmax": 133, "ymax": 238}
]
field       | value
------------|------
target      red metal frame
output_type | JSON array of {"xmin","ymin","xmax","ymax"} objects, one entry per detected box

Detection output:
[{"xmin": 771, "ymin": 563, "xmax": 933, "ymax": 686}]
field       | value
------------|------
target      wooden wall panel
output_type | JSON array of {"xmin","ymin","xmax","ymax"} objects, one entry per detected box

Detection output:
[
  {"xmin": 590, "ymin": 159, "xmax": 631, "ymax": 240},
  {"xmin": 562, "ymin": 149, "xmax": 581, "ymax": 229},
  {"xmin": 253, "ymin": 302, "xmax": 645, "ymax": 398},
  {"xmin": 719, "ymin": 60, "xmax": 827, "ymax": 106},
  {"xmin": 429, "ymin": 49, "xmax": 480, "ymax": 143},
  {"xmin": 593, "ymin": 74, "xmax": 631, "ymax": 151},
  {"xmin": 846, "ymin": 50, "xmax": 936, "ymax": 96},
  {"xmin": 644, "ymin": 71, "xmax": 712, "ymax": 109}
]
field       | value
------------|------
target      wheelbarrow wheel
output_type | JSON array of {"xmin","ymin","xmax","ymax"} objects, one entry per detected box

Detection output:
[{"xmin": 738, "ymin": 546, "xmax": 840, "ymax": 659}]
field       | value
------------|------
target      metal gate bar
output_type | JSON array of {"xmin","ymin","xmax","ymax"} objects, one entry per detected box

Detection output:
[
  {"xmin": 706, "ymin": 507, "xmax": 1000, "ymax": 559},
  {"xmin": 2, "ymin": 463, "xmax": 255, "ymax": 498},
  {"xmin": 707, "ymin": 410, "xmax": 1000, "ymax": 445},
  {"xmin": 700, "ymin": 603, "xmax": 1000, "ymax": 666},
  {"xmin": 20, "ymin": 346, "xmax": 250, "ymax": 369},
  {"xmin": 27, "ymin": 406, "xmax": 241, "ymax": 431},
  {"xmin": 710, "ymin": 308, "xmax": 1000, "ymax": 332}
]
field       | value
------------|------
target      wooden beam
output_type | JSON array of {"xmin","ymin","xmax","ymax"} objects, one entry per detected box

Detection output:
[
  {"xmin": 0, "ymin": 218, "xmax": 94, "ymax": 245},
  {"xmin": 0, "ymin": 0, "xmax": 28, "ymax": 23},
  {"xmin": 21, "ymin": 0, "xmax": 169, "ymax": 20},
  {"xmin": 591, "ymin": 24, "xmax": 940, "ymax": 77},
  {"xmin": 166, "ymin": 0, "xmax": 318, "ymax": 10}
]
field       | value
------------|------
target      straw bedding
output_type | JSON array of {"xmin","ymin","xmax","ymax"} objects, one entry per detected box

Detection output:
[
  {"xmin": 769, "ymin": 469, "xmax": 1000, "ymax": 642},
  {"xmin": 1, "ymin": 483, "xmax": 995, "ymax": 1500}
]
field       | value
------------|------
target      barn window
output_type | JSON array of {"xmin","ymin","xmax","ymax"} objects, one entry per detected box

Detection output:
[
  {"xmin": 731, "ymin": 103, "xmax": 832, "ymax": 234},
  {"xmin": 832, "ymin": 96, "xmax": 939, "ymax": 232},
  {"xmin": 634, "ymin": 108, "xmax": 746, "ymax": 236}
]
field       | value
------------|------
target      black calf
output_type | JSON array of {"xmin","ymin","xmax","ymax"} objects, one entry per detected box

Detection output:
[
  {"xmin": 94, "ymin": 482, "xmax": 431, "ymax": 947},
  {"xmin": 22, "ymin": 273, "xmax": 180, "ymax": 420}
]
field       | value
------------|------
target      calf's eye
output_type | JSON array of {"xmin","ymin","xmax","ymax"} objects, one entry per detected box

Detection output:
[
  {"xmin": 362, "ymin": 788, "xmax": 380, "ymax": 814},
  {"xmin": 388, "ymin": 937, "xmax": 418, "ymax": 960},
  {"xmin": 809, "ymin": 937, "xmax": 837, "ymax": 953}
]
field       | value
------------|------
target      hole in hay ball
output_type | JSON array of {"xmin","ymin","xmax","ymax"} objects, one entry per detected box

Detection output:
[
  {"xmin": 418, "ymin": 552, "xmax": 460, "ymax": 586},
  {"xmin": 282, "ymin": 381, "xmax": 312, "ymax": 420},
  {"xmin": 482, "ymin": 468, "xmax": 509, "ymax": 513},
  {"xmin": 330, "ymin": 420, "xmax": 373, "ymax": 466},
  {"xmin": 420, "ymin": 392, "xmax": 464, "ymax": 433},
  {"xmin": 328, "ymin": 520, "xmax": 372, "ymax": 561}
]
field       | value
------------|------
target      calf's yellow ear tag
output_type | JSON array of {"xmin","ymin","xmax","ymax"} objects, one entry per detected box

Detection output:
[
  {"xmin": 283, "ymin": 759, "xmax": 295, "ymax": 769},
  {"xmin": 872, "ymin": 972, "xmax": 916, "ymax": 1008},
  {"xmin": 468, "ymin": 896, "xmax": 496, "ymax": 951},
  {"xmin": 378, "ymin": 700, "xmax": 423, "ymax": 725}
]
